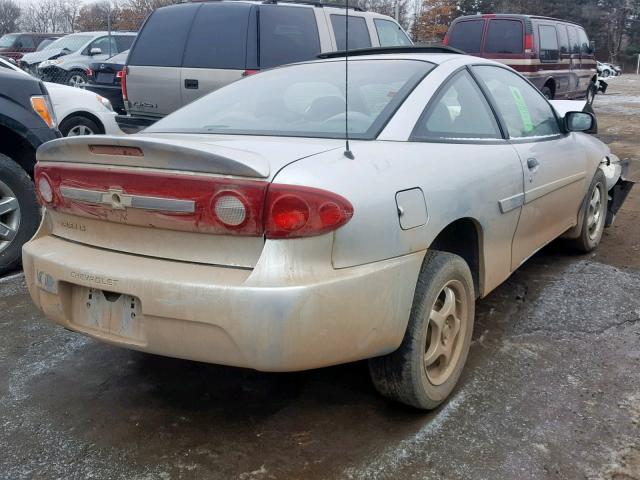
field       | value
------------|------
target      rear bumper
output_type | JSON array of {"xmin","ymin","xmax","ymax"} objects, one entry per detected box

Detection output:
[
  {"xmin": 22, "ymin": 232, "xmax": 422, "ymax": 371},
  {"xmin": 84, "ymin": 84, "xmax": 126, "ymax": 114},
  {"xmin": 115, "ymin": 114, "xmax": 159, "ymax": 134}
]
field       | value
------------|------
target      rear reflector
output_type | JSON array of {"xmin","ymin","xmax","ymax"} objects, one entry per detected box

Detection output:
[{"xmin": 34, "ymin": 165, "xmax": 354, "ymax": 239}]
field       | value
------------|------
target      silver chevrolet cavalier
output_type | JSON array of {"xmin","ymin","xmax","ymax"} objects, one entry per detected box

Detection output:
[{"xmin": 23, "ymin": 48, "xmax": 632, "ymax": 409}]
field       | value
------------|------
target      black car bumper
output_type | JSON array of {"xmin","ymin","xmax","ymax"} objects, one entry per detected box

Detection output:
[
  {"xmin": 115, "ymin": 114, "xmax": 159, "ymax": 134},
  {"xmin": 84, "ymin": 84, "xmax": 126, "ymax": 115}
]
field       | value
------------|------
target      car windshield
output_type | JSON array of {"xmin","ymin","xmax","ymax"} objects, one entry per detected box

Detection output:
[
  {"xmin": 0, "ymin": 34, "xmax": 19, "ymax": 48},
  {"xmin": 147, "ymin": 59, "xmax": 434, "ymax": 139},
  {"xmin": 43, "ymin": 34, "xmax": 92, "ymax": 52}
]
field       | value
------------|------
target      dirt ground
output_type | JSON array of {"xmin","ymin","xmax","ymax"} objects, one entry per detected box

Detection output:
[{"xmin": 1, "ymin": 77, "xmax": 639, "ymax": 480}]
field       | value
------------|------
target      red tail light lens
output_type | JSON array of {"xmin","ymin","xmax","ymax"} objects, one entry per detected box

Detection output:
[
  {"xmin": 242, "ymin": 69, "xmax": 259, "ymax": 77},
  {"xmin": 525, "ymin": 33, "xmax": 534, "ymax": 51},
  {"xmin": 442, "ymin": 33, "xmax": 449, "ymax": 46},
  {"xmin": 121, "ymin": 67, "xmax": 128, "ymax": 100},
  {"xmin": 85, "ymin": 67, "xmax": 93, "ymax": 78},
  {"xmin": 265, "ymin": 184, "xmax": 353, "ymax": 239}
]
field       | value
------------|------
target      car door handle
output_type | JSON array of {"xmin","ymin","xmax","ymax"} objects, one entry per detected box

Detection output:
[
  {"xmin": 184, "ymin": 79, "xmax": 198, "ymax": 89},
  {"xmin": 527, "ymin": 158, "xmax": 540, "ymax": 170}
]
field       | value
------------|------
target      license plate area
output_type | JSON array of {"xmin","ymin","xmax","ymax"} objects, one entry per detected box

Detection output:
[
  {"xmin": 70, "ymin": 286, "xmax": 146, "ymax": 345},
  {"xmin": 96, "ymin": 72, "xmax": 114, "ymax": 84}
]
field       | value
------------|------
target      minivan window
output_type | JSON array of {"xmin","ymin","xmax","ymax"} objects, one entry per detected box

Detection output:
[
  {"xmin": 485, "ymin": 19, "xmax": 523, "ymax": 54},
  {"xmin": 259, "ymin": 5, "xmax": 321, "ymax": 69},
  {"xmin": 183, "ymin": 3, "xmax": 249, "ymax": 69},
  {"xmin": 147, "ymin": 59, "xmax": 434, "ymax": 140},
  {"xmin": 331, "ymin": 15, "xmax": 372, "ymax": 50},
  {"xmin": 567, "ymin": 25, "xmax": 580, "ymax": 54},
  {"xmin": 557, "ymin": 24, "xmax": 569, "ymax": 54},
  {"xmin": 577, "ymin": 28, "xmax": 590, "ymax": 54},
  {"xmin": 0, "ymin": 34, "xmax": 19, "ymax": 48},
  {"xmin": 18, "ymin": 35, "xmax": 35, "ymax": 49},
  {"xmin": 448, "ymin": 20, "xmax": 484, "ymax": 54},
  {"xmin": 539, "ymin": 25, "xmax": 559, "ymax": 62},
  {"xmin": 374, "ymin": 19, "xmax": 412, "ymax": 46},
  {"xmin": 43, "ymin": 34, "xmax": 92, "ymax": 53},
  {"xmin": 128, "ymin": 4, "xmax": 198, "ymax": 67}
]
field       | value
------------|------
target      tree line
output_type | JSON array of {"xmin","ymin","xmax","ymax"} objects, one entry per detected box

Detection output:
[{"xmin": 0, "ymin": 0, "xmax": 637, "ymax": 69}]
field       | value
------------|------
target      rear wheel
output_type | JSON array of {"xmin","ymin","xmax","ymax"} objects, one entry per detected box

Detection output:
[
  {"xmin": 0, "ymin": 154, "xmax": 40, "ymax": 275},
  {"xmin": 369, "ymin": 251, "xmax": 475, "ymax": 409},
  {"xmin": 66, "ymin": 70, "xmax": 88, "ymax": 87},
  {"xmin": 572, "ymin": 168, "xmax": 607, "ymax": 253}
]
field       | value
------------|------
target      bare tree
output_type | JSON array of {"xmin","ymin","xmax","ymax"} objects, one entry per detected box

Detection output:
[{"xmin": 0, "ymin": 0, "xmax": 21, "ymax": 36}]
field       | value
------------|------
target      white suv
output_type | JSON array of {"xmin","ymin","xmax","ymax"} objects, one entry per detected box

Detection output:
[{"xmin": 117, "ymin": 0, "xmax": 412, "ymax": 132}]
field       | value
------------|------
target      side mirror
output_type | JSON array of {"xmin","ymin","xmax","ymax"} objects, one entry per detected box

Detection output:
[
  {"xmin": 90, "ymin": 47, "xmax": 102, "ymax": 56},
  {"xmin": 565, "ymin": 111, "xmax": 595, "ymax": 132}
]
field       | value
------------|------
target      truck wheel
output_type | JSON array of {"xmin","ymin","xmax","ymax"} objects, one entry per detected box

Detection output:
[
  {"xmin": 541, "ymin": 85, "xmax": 553, "ymax": 99},
  {"xmin": 60, "ymin": 115, "xmax": 101, "ymax": 136},
  {"xmin": 572, "ymin": 168, "xmax": 607, "ymax": 253},
  {"xmin": 369, "ymin": 251, "xmax": 475, "ymax": 410},
  {"xmin": 0, "ymin": 154, "xmax": 40, "ymax": 275}
]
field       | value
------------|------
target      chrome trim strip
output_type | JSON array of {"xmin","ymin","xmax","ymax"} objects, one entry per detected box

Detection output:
[
  {"xmin": 524, "ymin": 171, "xmax": 587, "ymax": 204},
  {"xmin": 59, "ymin": 186, "xmax": 195, "ymax": 213},
  {"xmin": 498, "ymin": 192, "xmax": 525, "ymax": 214}
]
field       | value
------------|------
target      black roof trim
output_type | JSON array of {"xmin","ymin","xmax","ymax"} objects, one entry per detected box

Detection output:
[
  {"xmin": 318, "ymin": 45, "xmax": 465, "ymax": 59},
  {"xmin": 188, "ymin": 0, "xmax": 364, "ymax": 10}
]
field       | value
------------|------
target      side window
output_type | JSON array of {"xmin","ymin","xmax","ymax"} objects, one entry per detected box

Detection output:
[
  {"xmin": 259, "ymin": 6, "xmax": 321, "ymax": 69},
  {"xmin": 183, "ymin": 3, "xmax": 249, "ymax": 69},
  {"xmin": 115, "ymin": 36, "xmax": 135, "ymax": 53},
  {"xmin": 89, "ymin": 36, "xmax": 118, "ymax": 56},
  {"xmin": 411, "ymin": 70, "xmax": 501, "ymax": 141},
  {"xmin": 330, "ymin": 15, "xmax": 371, "ymax": 50},
  {"xmin": 578, "ymin": 28, "xmax": 591, "ymax": 54},
  {"xmin": 485, "ymin": 19, "xmax": 523, "ymax": 54},
  {"xmin": 557, "ymin": 25, "xmax": 569, "ymax": 54},
  {"xmin": 374, "ymin": 19, "xmax": 412, "ymax": 46},
  {"xmin": 19, "ymin": 35, "xmax": 35, "ymax": 49},
  {"xmin": 447, "ymin": 20, "xmax": 484, "ymax": 54},
  {"xmin": 567, "ymin": 26, "xmax": 579, "ymax": 54},
  {"xmin": 473, "ymin": 66, "xmax": 561, "ymax": 139},
  {"xmin": 539, "ymin": 25, "xmax": 559, "ymax": 62},
  {"xmin": 127, "ymin": 4, "xmax": 198, "ymax": 67}
]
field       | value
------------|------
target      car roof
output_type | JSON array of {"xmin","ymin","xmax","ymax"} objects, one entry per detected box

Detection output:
[
  {"xmin": 454, "ymin": 13, "xmax": 585, "ymax": 28},
  {"xmin": 183, "ymin": 0, "xmax": 374, "ymax": 13}
]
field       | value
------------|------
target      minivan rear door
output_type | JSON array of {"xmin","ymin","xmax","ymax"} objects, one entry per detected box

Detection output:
[
  {"xmin": 126, "ymin": 3, "xmax": 198, "ymax": 118},
  {"xmin": 180, "ymin": 2, "xmax": 252, "ymax": 106}
]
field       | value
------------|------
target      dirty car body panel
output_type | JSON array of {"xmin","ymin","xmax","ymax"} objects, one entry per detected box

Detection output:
[{"xmin": 23, "ymin": 52, "xmax": 630, "ymax": 373}]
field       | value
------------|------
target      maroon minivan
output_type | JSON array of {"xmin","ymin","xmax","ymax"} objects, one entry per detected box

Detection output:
[
  {"xmin": 444, "ymin": 14, "xmax": 597, "ymax": 101},
  {"xmin": 0, "ymin": 33, "xmax": 63, "ymax": 61}
]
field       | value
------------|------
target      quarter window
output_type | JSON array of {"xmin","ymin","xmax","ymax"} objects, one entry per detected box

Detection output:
[
  {"xmin": 411, "ymin": 70, "xmax": 501, "ymax": 141},
  {"xmin": 473, "ymin": 66, "xmax": 561, "ymax": 139},
  {"xmin": 374, "ymin": 19, "xmax": 411, "ymax": 46},
  {"xmin": 539, "ymin": 25, "xmax": 559, "ymax": 62},
  {"xmin": 485, "ymin": 19, "xmax": 523, "ymax": 54},
  {"xmin": 259, "ymin": 6, "xmax": 321, "ymax": 68},
  {"xmin": 447, "ymin": 20, "xmax": 484, "ymax": 54},
  {"xmin": 567, "ymin": 26, "xmax": 580, "ymax": 54},
  {"xmin": 578, "ymin": 28, "xmax": 591, "ymax": 54},
  {"xmin": 331, "ymin": 15, "xmax": 372, "ymax": 50}
]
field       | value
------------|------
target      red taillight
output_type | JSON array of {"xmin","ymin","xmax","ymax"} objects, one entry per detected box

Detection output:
[
  {"xmin": 442, "ymin": 33, "xmax": 449, "ymax": 46},
  {"xmin": 34, "ymin": 165, "xmax": 354, "ymax": 238},
  {"xmin": 525, "ymin": 33, "xmax": 534, "ymax": 52},
  {"xmin": 265, "ymin": 184, "xmax": 353, "ymax": 239},
  {"xmin": 242, "ymin": 69, "xmax": 259, "ymax": 77},
  {"xmin": 85, "ymin": 67, "xmax": 93, "ymax": 78},
  {"xmin": 121, "ymin": 67, "xmax": 128, "ymax": 100}
]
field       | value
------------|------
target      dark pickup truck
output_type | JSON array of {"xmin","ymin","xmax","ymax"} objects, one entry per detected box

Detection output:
[{"xmin": 0, "ymin": 69, "xmax": 60, "ymax": 274}]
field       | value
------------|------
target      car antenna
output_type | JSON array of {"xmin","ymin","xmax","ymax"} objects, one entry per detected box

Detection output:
[{"xmin": 343, "ymin": 0, "xmax": 354, "ymax": 159}]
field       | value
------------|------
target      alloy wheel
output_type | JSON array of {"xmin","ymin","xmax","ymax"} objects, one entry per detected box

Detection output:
[
  {"xmin": 587, "ymin": 181, "xmax": 605, "ymax": 241},
  {"xmin": 0, "ymin": 179, "xmax": 20, "ymax": 254},
  {"xmin": 424, "ymin": 279, "xmax": 469, "ymax": 386},
  {"xmin": 68, "ymin": 74, "xmax": 87, "ymax": 87},
  {"xmin": 67, "ymin": 125, "xmax": 95, "ymax": 136}
]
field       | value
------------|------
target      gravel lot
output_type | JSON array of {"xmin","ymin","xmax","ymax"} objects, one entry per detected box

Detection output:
[{"xmin": 1, "ymin": 77, "xmax": 639, "ymax": 480}]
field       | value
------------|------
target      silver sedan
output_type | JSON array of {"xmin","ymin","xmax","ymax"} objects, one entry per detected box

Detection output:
[{"xmin": 24, "ymin": 48, "xmax": 632, "ymax": 409}]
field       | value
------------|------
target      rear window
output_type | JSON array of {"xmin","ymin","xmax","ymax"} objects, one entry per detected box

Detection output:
[
  {"xmin": 448, "ymin": 20, "xmax": 484, "ymax": 54},
  {"xmin": 259, "ymin": 5, "xmax": 320, "ymax": 69},
  {"xmin": 128, "ymin": 4, "xmax": 198, "ymax": 67},
  {"xmin": 330, "ymin": 15, "xmax": 372, "ymax": 50},
  {"xmin": 485, "ymin": 19, "xmax": 523, "ymax": 54},
  {"xmin": 539, "ymin": 25, "xmax": 559, "ymax": 62},
  {"xmin": 183, "ymin": 3, "xmax": 250, "ymax": 69},
  {"xmin": 578, "ymin": 28, "xmax": 590, "ymax": 54},
  {"xmin": 374, "ymin": 19, "xmax": 412, "ymax": 46}
]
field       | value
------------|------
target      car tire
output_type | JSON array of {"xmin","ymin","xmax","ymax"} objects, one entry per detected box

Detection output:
[
  {"xmin": 603, "ymin": 69, "xmax": 611, "ymax": 78},
  {"xmin": 572, "ymin": 168, "xmax": 608, "ymax": 253},
  {"xmin": 0, "ymin": 154, "xmax": 40, "ymax": 276},
  {"xmin": 66, "ymin": 70, "xmax": 88, "ymax": 87},
  {"xmin": 541, "ymin": 85, "xmax": 553, "ymax": 99},
  {"xmin": 368, "ymin": 251, "xmax": 475, "ymax": 410},
  {"xmin": 59, "ymin": 115, "xmax": 101, "ymax": 137}
]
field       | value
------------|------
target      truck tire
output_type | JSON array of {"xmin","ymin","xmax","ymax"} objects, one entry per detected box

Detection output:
[
  {"xmin": 369, "ymin": 251, "xmax": 475, "ymax": 410},
  {"xmin": 0, "ymin": 154, "xmax": 40, "ymax": 275}
]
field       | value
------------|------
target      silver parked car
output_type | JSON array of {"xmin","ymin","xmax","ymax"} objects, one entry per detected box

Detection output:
[{"xmin": 24, "ymin": 48, "xmax": 632, "ymax": 409}]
